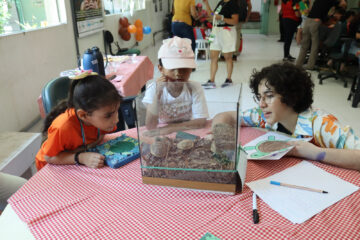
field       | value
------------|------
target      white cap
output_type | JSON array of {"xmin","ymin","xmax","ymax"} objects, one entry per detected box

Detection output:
[{"xmin": 158, "ymin": 36, "xmax": 196, "ymax": 69}]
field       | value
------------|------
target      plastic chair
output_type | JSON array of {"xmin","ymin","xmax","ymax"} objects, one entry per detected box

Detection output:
[
  {"xmin": 348, "ymin": 71, "xmax": 360, "ymax": 108},
  {"xmin": 195, "ymin": 39, "xmax": 210, "ymax": 61},
  {"xmin": 317, "ymin": 36, "xmax": 352, "ymax": 88},
  {"xmin": 41, "ymin": 76, "xmax": 72, "ymax": 115},
  {"xmin": 103, "ymin": 30, "xmax": 140, "ymax": 56}
]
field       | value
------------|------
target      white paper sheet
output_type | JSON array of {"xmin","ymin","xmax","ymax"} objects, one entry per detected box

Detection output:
[
  {"xmin": 246, "ymin": 161, "xmax": 359, "ymax": 223},
  {"xmin": 243, "ymin": 132, "xmax": 311, "ymax": 160}
]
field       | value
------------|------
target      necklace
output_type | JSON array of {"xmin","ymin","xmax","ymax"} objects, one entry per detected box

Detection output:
[{"xmin": 77, "ymin": 114, "xmax": 100, "ymax": 151}]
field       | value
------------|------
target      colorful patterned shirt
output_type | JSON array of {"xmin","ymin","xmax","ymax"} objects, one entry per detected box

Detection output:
[{"xmin": 241, "ymin": 108, "xmax": 360, "ymax": 149}]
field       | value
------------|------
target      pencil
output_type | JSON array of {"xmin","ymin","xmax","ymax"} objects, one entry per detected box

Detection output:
[{"xmin": 270, "ymin": 181, "xmax": 328, "ymax": 194}]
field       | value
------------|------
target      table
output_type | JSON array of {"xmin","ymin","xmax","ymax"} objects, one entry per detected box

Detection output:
[
  {"xmin": 1, "ymin": 127, "xmax": 360, "ymax": 239},
  {"xmin": 37, "ymin": 56, "xmax": 154, "ymax": 118},
  {"xmin": 0, "ymin": 132, "xmax": 41, "ymax": 177}
]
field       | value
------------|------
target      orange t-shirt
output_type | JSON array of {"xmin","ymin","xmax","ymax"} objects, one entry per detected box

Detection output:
[{"xmin": 35, "ymin": 108, "xmax": 112, "ymax": 170}]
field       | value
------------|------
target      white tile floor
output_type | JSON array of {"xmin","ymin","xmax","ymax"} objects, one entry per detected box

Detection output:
[{"xmin": 30, "ymin": 33, "xmax": 360, "ymax": 135}]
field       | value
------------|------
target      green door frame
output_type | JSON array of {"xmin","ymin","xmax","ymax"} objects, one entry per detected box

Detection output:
[{"xmin": 260, "ymin": 0, "xmax": 271, "ymax": 35}]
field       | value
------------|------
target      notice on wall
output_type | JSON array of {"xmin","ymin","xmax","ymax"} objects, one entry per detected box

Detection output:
[{"xmin": 73, "ymin": 0, "xmax": 104, "ymax": 38}]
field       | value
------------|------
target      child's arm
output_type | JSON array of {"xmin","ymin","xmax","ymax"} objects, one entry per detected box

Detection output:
[
  {"xmin": 287, "ymin": 112, "xmax": 360, "ymax": 171},
  {"xmin": 211, "ymin": 111, "xmax": 237, "ymax": 129},
  {"xmin": 45, "ymin": 151, "xmax": 105, "ymax": 168},
  {"xmin": 202, "ymin": 0, "xmax": 213, "ymax": 15},
  {"xmin": 144, "ymin": 79, "xmax": 166, "ymax": 130},
  {"xmin": 145, "ymin": 106, "xmax": 159, "ymax": 130},
  {"xmin": 287, "ymin": 141, "xmax": 360, "ymax": 171},
  {"xmin": 143, "ymin": 118, "xmax": 207, "ymax": 137}
]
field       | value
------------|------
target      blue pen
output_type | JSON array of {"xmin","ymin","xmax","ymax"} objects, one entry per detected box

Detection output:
[
  {"xmin": 252, "ymin": 193, "xmax": 259, "ymax": 224},
  {"xmin": 270, "ymin": 181, "xmax": 328, "ymax": 194}
]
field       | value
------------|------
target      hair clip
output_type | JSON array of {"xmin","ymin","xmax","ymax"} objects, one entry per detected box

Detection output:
[{"xmin": 69, "ymin": 70, "xmax": 98, "ymax": 80}]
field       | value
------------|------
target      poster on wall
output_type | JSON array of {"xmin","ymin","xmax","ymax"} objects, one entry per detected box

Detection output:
[{"xmin": 72, "ymin": 0, "xmax": 104, "ymax": 38}]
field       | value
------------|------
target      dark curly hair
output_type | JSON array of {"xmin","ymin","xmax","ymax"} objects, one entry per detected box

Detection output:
[{"xmin": 249, "ymin": 63, "xmax": 314, "ymax": 113}]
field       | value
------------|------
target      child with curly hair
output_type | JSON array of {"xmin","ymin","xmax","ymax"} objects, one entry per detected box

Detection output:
[{"xmin": 213, "ymin": 63, "xmax": 360, "ymax": 171}]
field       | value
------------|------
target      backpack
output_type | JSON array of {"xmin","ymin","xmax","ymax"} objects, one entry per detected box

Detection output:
[{"xmin": 237, "ymin": 0, "xmax": 248, "ymax": 22}]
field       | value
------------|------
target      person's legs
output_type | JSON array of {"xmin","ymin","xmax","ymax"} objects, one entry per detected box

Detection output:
[
  {"xmin": 210, "ymin": 50, "xmax": 220, "ymax": 82},
  {"xmin": 279, "ymin": 14, "xmax": 285, "ymax": 41},
  {"xmin": 0, "ymin": 172, "xmax": 27, "ymax": 211},
  {"xmin": 234, "ymin": 22, "xmax": 243, "ymax": 56},
  {"xmin": 307, "ymin": 20, "xmax": 321, "ymax": 69},
  {"xmin": 283, "ymin": 18, "xmax": 292, "ymax": 58},
  {"xmin": 223, "ymin": 52, "xmax": 233, "ymax": 80},
  {"xmin": 283, "ymin": 18, "xmax": 299, "ymax": 59},
  {"xmin": 296, "ymin": 18, "xmax": 311, "ymax": 67},
  {"xmin": 171, "ymin": 22, "xmax": 196, "ymax": 52}
]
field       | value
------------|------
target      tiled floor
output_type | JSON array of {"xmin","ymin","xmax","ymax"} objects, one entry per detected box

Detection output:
[{"xmin": 29, "ymin": 33, "xmax": 360, "ymax": 135}]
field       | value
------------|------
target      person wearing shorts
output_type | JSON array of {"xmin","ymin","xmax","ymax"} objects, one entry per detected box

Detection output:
[{"xmin": 201, "ymin": 0, "xmax": 240, "ymax": 88}]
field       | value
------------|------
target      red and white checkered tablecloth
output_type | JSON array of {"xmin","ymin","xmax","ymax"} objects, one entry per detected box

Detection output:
[{"xmin": 8, "ymin": 128, "xmax": 360, "ymax": 239}]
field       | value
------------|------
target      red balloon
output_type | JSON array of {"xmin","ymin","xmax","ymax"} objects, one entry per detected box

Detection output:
[
  {"xmin": 118, "ymin": 27, "xmax": 126, "ymax": 36},
  {"xmin": 119, "ymin": 17, "xmax": 129, "ymax": 27}
]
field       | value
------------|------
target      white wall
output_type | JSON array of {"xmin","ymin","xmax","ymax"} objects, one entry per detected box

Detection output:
[
  {"xmin": 0, "ymin": 0, "xmax": 169, "ymax": 132},
  {"xmin": 251, "ymin": 0, "xmax": 261, "ymax": 12}
]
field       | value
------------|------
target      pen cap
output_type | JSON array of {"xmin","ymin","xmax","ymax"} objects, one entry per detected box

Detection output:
[{"xmin": 270, "ymin": 181, "xmax": 280, "ymax": 185}]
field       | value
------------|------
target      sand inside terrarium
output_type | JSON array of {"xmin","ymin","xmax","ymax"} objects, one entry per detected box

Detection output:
[{"xmin": 140, "ymin": 136, "xmax": 238, "ymax": 184}]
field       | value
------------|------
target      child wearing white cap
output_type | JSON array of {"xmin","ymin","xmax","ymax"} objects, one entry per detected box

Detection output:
[{"xmin": 142, "ymin": 37, "xmax": 209, "ymax": 137}]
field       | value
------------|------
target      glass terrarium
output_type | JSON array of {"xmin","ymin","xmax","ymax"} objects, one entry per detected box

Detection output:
[{"xmin": 135, "ymin": 81, "xmax": 246, "ymax": 194}]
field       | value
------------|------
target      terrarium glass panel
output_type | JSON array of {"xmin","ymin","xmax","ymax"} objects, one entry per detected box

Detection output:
[{"xmin": 135, "ymin": 81, "xmax": 245, "ymax": 192}]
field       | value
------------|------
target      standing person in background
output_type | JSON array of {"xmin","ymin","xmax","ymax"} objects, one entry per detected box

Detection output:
[
  {"xmin": 234, "ymin": 0, "xmax": 252, "ymax": 59},
  {"xmin": 278, "ymin": 3, "xmax": 285, "ymax": 42},
  {"xmin": 295, "ymin": 0, "xmax": 311, "ymax": 45},
  {"xmin": 295, "ymin": 0, "xmax": 347, "ymax": 70},
  {"xmin": 201, "ymin": 0, "xmax": 240, "ymax": 89},
  {"xmin": 281, "ymin": 0, "xmax": 301, "ymax": 62},
  {"xmin": 172, "ymin": 0, "xmax": 197, "ymax": 52}
]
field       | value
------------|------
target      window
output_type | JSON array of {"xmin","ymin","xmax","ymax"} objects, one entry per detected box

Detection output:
[
  {"xmin": 0, "ymin": 0, "xmax": 66, "ymax": 36},
  {"xmin": 103, "ymin": 0, "xmax": 145, "ymax": 15}
]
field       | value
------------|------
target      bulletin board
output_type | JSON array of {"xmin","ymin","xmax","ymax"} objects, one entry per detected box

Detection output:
[{"xmin": 71, "ymin": 0, "xmax": 104, "ymax": 38}]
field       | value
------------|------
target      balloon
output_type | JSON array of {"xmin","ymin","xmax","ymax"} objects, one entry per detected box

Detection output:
[
  {"xmin": 134, "ymin": 19, "xmax": 143, "ymax": 28},
  {"xmin": 128, "ymin": 25, "xmax": 137, "ymax": 34},
  {"xmin": 136, "ymin": 26, "xmax": 143, "ymax": 34},
  {"xmin": 143, "ymin": 26, "xmax": 151, "ymax": 34},
  {"xmin": 122, "ymin": 32, "xmax": 131, "ymax": 41},
  {"xmin": 118, "ymin": 17, "xmax": 131, "ymax": 41},
  {"xmin": 135, "ymin": 32, "xmax": 143, "ymax": 41},
  {"xmin": 119, "ymin": 17, "xmax": 129, "ymax": 27}
]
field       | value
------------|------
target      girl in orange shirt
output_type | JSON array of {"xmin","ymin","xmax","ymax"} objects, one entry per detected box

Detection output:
[{"xmin": 35, "ymin": 73, "xmax": 121, "ymax": 170}]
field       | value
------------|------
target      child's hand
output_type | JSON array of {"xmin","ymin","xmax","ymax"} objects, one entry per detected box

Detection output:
[
  {"xmin": 143, "ymin": 129, "xmax": 160, "ymax": 137},
  {"xmin": 156, "ymin": 75, "xmax": 167, "ymax": 83},
  {"xmin": 356, "ymin": 50, "xmax": 360, "ymax": 57},
  {"xmin": 143, "ymin": 126, "xmax": 176, "ymax": 137},
  {"xmin": 286, "ymin": 141, "xmax": 320, "ymax": 161},
  {"xmin": 80, "ymin": 152, "xmax": 105, "ymax": 168}
]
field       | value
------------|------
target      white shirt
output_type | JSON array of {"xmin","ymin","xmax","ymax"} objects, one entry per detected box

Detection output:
[{"xmin": 142, "ymin": 81, "xmax": 209, "ymax": 124}]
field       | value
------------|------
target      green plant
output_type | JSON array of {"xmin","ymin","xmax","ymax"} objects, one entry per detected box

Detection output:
[{"xmin": 0, "ymin": 0, "xmax": 12, "ymax": 34}]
